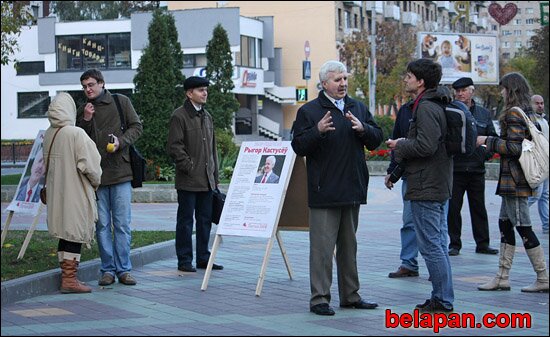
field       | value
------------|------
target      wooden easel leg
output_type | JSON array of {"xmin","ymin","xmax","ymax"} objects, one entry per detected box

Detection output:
[
  {"xmin": 17, "ymin": 204, "xmax": 44, "ymax": 260},
  {"xmin": 276, "ymin": 231, "xmax": 293, "ymax": 280},
  {"xmin": 201, "ymin": 234, "xmax": 222, "ymax": 291},
  {"xmin": 256, "ymin": 235, "xmax": 276, "ymax": 297},
  {"xmin": 1, "ymin": 211, "xmax": 14, "ymax": 248}
]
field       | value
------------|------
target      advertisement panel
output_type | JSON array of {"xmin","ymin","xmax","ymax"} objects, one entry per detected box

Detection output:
[{"xmin": 417, "ymin": 32, "xmax": 498, "ymax": 84}]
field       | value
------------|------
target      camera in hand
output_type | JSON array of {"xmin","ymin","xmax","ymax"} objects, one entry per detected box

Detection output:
[{"xmin": 389, "ymin": 165, "xmax": 405, "ymax": 184}]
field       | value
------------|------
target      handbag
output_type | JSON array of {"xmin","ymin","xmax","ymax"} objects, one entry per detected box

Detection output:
[
  {"xmin": 212, "ymin": 188, "xmax": 226, "ymax": 225},
  {"xmin": 41, "ymin": 127, "xmax": 64, "ymax": 204},
  {"xmin": 113, "ymin": 94, "xmax": 146, "ymax": 188},
  {"xmin": 513, "ymin": 107, "xmax": 549, "ymax": 189}
]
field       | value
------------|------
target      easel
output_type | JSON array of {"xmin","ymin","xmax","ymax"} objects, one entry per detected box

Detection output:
[
  {"xmin": 2, "ymin": 130, "xmax": 47, "ymax": 260},
  {"xmin": 1, "ymin": 204, "xmax": 45, "ymax": 259},
  {"xmin": 201, "ymin": 151, "xmax": 309, "ymax": 296}
]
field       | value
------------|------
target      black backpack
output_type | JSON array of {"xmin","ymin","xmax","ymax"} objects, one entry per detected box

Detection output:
[{"xmin": 440, "ymin": 100, "xmax": 478, "ymax": 156}]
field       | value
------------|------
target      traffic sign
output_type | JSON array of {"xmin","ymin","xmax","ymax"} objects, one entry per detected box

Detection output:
[{"xmin": 302, "ymin": 61, "xmax": 311, "ymax": 80}]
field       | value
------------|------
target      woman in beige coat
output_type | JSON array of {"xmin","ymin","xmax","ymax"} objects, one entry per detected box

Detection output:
[{"xmin": 43, "ymin": 92, "xmax": 102, "ymax": 293}]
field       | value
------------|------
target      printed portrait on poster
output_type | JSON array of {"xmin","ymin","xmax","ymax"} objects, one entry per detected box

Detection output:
[{"xmin": 254, "ymin": 155, "xmax": 285, "ymax": 184}]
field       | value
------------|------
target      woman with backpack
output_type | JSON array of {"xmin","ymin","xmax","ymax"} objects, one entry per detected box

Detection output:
[{"xmin": 476, "ymin": 72, "xmax": 548, "ymax": 293}]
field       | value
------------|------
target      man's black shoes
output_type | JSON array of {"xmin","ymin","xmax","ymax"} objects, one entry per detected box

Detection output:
[
  {"xmin": 196, "ymin": 262, "xmax": 224, "ymax": 270},
  {"xmin": 310, "ymin": 303, "xmax": 335, "ymax": 316},
  {"xmin": 415, "ymin": 299, "xmax": 453, "ymax": 313},
  {"xmin": 476, "ymin": 246, "xmax": 499, "ymax": 255},
  {"xmin": 178, "ymin": 264, "xmax": 196, "ymax": 272},
  {"xmin": 340, "ymin": 299, "xmax": 378, "ymax": 309},
  {"xmin": 448, "ymin": 248, "xmax": 460, "ymax": 256}
]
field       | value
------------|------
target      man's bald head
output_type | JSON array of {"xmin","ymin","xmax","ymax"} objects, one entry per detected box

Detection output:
[{"xmin": 531, "ymin": 95, "xmax": 545, "ymax": 114}]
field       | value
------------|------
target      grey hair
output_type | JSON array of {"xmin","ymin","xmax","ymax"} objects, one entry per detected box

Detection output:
[
  {"xmin": 319, "ymin": 61, "xmax": 347, "ymax": 82},
  {"xmin": 266, "ymin": 156, "xmax": 276, "ymax": 165}
]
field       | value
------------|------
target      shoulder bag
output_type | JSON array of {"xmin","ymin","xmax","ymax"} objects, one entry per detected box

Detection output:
[
  {"xmin": 113, "ymin": 94, "xmax": 146, "ymax": 188},
  {"xmin": 40, "ymin": 126, "xmax": 64, "ymax": 204},
  {"xmin": 512, "ymin": 107, "xmax": 549, "ymax": 189}
]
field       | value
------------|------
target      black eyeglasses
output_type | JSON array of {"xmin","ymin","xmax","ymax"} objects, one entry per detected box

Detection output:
[{"xmin": 82, "ymin": 82, "xmax": 98, "ymax": 90}]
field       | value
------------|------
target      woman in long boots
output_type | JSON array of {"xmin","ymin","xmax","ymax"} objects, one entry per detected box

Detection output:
[
  {"xmin": 476, "ymin": 72, "xmax": 548, "ymax": 293},
  {"xmin": 43, "ymin": 92, "xmax": 102, "ymax": 293}
]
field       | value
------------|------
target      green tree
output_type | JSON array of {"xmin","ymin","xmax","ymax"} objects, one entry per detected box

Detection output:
[
  {"xmin": 340, "ymin": 21, "xmax": 416, "ymax": 109},
  {"xmin": 528, "ymin": 25, "xmax": 549, "ymax": 106},
  {"xmin": 51, "ymin": 1, "xmax": 160, "ymax": 21},
  {"xmin": 133, "ymin": 9, "xmax": 184, "ymax": 170},
  {"xmin": 205, "ymin": 24, "xmax": 240, "ymax": 131},
  {"xmin": 1, "ymin": 1, "xmax": 33, "ymax": 66}
]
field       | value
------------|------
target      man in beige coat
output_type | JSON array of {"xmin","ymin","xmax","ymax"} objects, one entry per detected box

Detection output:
[{"xmin": 44, "ymin": 92, "xmax": 102, "ymax": 293}]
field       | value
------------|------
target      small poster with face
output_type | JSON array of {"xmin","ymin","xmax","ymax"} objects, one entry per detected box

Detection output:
[{"xmin": 7, "ymin": 131, "xmax": 46, "ymax": 216}]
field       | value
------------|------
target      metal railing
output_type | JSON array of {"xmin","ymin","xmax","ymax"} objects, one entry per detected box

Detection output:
[{"xmin": 1, "ymin": 143, "xmax": 33, "ymax": 164}]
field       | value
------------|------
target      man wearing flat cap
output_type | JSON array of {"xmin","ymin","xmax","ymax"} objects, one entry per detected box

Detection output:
[
  {"xmin": 447, "ymin": 77, "xmax": 499, "ymax": 256},
  {"xmin": 167, "ymin": 76, "xmax": 223, "ymax": 272}
]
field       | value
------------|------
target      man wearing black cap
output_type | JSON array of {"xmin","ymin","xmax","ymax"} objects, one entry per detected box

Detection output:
[
  {"xmin": 167, "ymin": 76, "xmax": 223, "ymax": 272},
  {"xmin": 447, "ymin": 77, "xmax": 499, "ymax": 256}
]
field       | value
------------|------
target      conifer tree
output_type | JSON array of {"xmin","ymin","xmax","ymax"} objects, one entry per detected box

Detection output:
[
  {"xmin": 133, "ymin": 9, "xmax": 184, "ymax": 170},
  {"xmin": 205, "ymin": 24, "xmax": 240, "ymax": 131}
]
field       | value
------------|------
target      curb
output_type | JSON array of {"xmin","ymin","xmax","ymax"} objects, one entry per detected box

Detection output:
[{"xmin": 1, "ymin": 240, "xmax": 175, "ymax": 306}]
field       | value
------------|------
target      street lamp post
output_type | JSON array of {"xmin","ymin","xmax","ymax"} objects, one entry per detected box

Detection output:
[{"xmin": 369, "ymin": 7, "xmax": 376, "ymax": 114}]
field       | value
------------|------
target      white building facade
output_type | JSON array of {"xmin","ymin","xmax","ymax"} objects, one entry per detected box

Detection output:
[{"xmin": 1, "ymin": 7, "xmax": 295, "ymax": 141}]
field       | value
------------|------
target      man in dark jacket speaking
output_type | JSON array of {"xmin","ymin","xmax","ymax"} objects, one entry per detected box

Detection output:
[{"xmin": 291, "ymin": 60, "xmax": 383, "ymax": 316}]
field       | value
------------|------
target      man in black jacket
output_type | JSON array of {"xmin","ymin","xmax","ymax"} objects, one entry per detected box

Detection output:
[
  {"xmin": 447, "ymin": 77, "xmax": 499, "ymax": 256},
  {"xmin": 292, "ymin": 60, "xmax": 383, "ymax": 316}
]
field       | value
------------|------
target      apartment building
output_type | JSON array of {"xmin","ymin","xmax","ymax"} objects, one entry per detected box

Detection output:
[{"xmin": 490, "ymin": 1, "xmax": 544, "ymax": 61}]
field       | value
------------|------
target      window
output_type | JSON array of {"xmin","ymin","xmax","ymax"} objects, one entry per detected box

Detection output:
[
  {"xmin": 345, "ymin": 10, "xmax": 351, "ymax": 29},
  {"xmin": 16, "ymin": 61, "xmax": 45, "ymax": 75},
  {"xmin": 514, "ymin": 19, "xmax": 522, "ymax": 25},
  {"xmin": 18, "ymin": 92, "xmax": 51, "ymax": 118},
  {"xmin": 526, "ymin": 8, "xmax": 534, "ymax": 14},
  {"xmin": 502, "ymin": 52, "xmax": 510, "ymax": 60},
  {"xmin": 57, "ymin": 33, "xmax": 131, "ymax": 71},
  {"xmin": 239, "ymin": 36, "xmax": 256, "ymax": 68},
  {"xmin": 183, "ymin": 54, "xmax": 195, "ymax": 68},
  {"xmin": 338, "ymin": 9, "xmax": 342, "ymax": 28},
  {"xmin": 526, "ymin": 18, "xmax": 535, "ymax": 24},
  {"xmin": 515, "ymin": 41, "xmax": 522, "ymax": 48},
  {"xmin": 502, "ymin": 30, "xmax": 511, "ymax": 36},
  {"xmin": 514, "ymin": 30, "xmax": 522, "ymax": 36},
  {"xmin": 503, "ymin": 41, "xmax": 510, "ymax": 48},
  {"xmin": 107, "ymin": 33, "xmax": 131, "ymax": 68}
]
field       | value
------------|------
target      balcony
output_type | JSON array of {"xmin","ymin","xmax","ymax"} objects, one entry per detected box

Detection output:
[
  {"xmin": 437, "ymin": 1, "xmax": 450, "ymax": 10},
  {"xmin": 402, "ymin": 12, "xmax": 419, "ymax": 26},
  {"xmin": 343, "ymin": 1, "xmax": 362, "ymax": 7},
  {"xmin": 365, "ymin": 1, "xmax": 383, "ymax": 14},
  {"xmin": 384, "ymin": 5, "xmax": 400, "ymax": 21}
]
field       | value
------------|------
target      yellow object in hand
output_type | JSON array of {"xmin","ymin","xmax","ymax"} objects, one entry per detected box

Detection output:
[{"xmin": 106, "ymin": 142, "xmax": 116, "ymax": 153}]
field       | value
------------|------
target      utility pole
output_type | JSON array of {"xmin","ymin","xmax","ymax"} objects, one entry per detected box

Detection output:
[{"xmin": 369, "ymin": 7, "xmax": 376, "ymax": 114}]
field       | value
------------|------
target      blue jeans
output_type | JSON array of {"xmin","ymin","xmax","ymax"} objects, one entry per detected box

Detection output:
[
  {"xmin": 411, "ymin": 200, "xmax": 454, "ymax": 309},
  {"xmin": 96, "ymin": 181, "xmax": 133, "ymax": 278},
  {"xmin": 528, "ymin": 178, "xmax": 549, "ymax": 232},
  {"xmin": 176, "ymin": 190, "xmax": 213, "ymax": 266},
  {"xmin": 400, "ymin": 179, "xmax": 418, "ymax": 272}
]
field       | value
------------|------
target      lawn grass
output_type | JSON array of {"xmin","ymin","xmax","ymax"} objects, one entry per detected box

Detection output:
[
  {"xmin": 1, "ymin": 174, "xmax": 21, "ymax": 185},
  {"xmin": 1, "ymin": 230, "xmax": 175, "ymax": 281}
]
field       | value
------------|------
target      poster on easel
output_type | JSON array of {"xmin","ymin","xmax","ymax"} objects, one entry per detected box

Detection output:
[
  {"xmin": 6, "ymin": 130, "xmax": 46, "ymax": 216},
  {"xmin": 216, "ymin": 141, "xmax": 296, "ymax": 238},
  {"xmin": 202, "ymin": 141, "xmax": 309, "ymax": 296}
]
